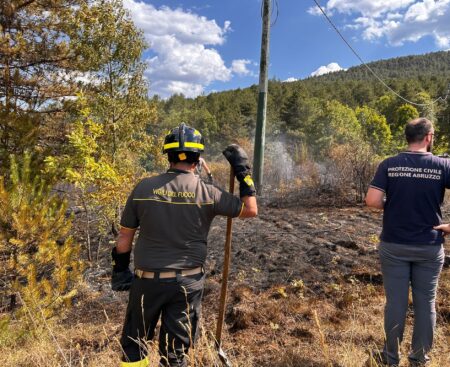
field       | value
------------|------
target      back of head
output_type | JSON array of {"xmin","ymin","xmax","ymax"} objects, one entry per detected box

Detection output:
[
  {"xmin": 405, "ymin": 117, "xmax": 433, "ymax": 144},
  {"xmin": 163, "ymin": 123, "xmax": 204, "ymax": 164}
]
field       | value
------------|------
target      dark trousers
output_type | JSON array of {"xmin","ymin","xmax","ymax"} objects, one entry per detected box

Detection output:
[
  {"xmin": 379, "ymin": 241, "xmax": 444, "ymax": 366},
  {"xmin": 120, "ymin": 273, "xmax": 205, "ymax": 367}
]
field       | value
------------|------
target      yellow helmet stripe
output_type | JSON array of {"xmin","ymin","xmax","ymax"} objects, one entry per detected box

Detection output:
[
  {"xmin": 184, "ymin": 142, "xmax": 204, "ymax": 149},
  {"xmin": 163, "ymin": 142, "xmax": 180, "ymax": 150}
]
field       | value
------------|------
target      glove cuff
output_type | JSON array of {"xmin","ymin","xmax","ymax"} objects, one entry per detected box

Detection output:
[
  {"xmin": 238, "ymin": 176, "xmax": 256, "ymax": 197},
  {"xmin": 112, "ymin": 247, "xmax": 131, "ymax": 272},
  {"xmin": 235, "ymin": 170, "xmax": 251, "ymax": 183}
]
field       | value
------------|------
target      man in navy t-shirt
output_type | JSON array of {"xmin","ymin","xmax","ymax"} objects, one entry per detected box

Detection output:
[{"xmin": 366, "ymin": 117, "xmax": 450, "ymax": 366}]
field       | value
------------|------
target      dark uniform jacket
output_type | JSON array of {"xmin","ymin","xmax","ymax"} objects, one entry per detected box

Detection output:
[{"xmin": 120, "ymin": 168, "xmax": 242, "ymax": 271}]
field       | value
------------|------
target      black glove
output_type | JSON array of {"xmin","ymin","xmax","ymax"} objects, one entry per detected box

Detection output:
[
  {"xmin": 222, "ymin": 144, "xmax": 256, "ymax": 197},
  {"xmin": 111, "ymin": 247, "xmax": 133, "ymax": 291},
  {"xmin": 207, "ymin": 172, "xmax": 213, "ymax": 184}
]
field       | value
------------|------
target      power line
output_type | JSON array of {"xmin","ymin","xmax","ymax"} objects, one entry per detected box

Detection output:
[
  {"xmin": 261, "ymin": 0, "xmax": 279, "ymax": 27},
  {"xmin": 271, "ymin": 0, "xmax": 279, "ymax": 27},
  {"xmin": 312, "ymin": 0, "xmax": 450, "ymax": 108}
]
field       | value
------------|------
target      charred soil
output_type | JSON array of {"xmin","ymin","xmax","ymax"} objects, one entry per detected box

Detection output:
[{"xmin": 4, "ymin": 204, "xmax": 450, "ymax": 367}]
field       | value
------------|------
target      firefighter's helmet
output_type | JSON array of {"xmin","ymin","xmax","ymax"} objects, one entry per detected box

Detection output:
[{"xmin": 163, "ymin": 123, "xmax": 204, "ymax": 154}]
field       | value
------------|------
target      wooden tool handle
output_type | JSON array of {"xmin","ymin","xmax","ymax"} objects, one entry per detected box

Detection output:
[{"xmin": 215, "ymin": 168, "xmax": 235, "ymax": 344}]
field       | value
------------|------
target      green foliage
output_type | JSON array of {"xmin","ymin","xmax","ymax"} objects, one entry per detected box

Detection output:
[
  {"xmin": 0, "ymin": 0, "xmax": 158, "ymax": 177},
  {"xmin": 307, "ymin": 100, "xmax": 361, "ymax": 158},
  {"xmin": 355, "ymin": 106, "xmax": 392, "ymax": 155},
  {"xmin": 436, "ymin": 102, "xmax": 450, "ymax": 153},
  {"xmin": 75, "ymin": 0, "xmax": 155, "ymax": 163},
  {"xmin": 33, "ymin": 0, "xmax": 158, "ymax": 261},
  {"xmin": 155, "ymin": 51, "xmax": 450, "ymax": 160},
  {"xmin": 280, "ymin": 88, "xmax": 319, "ymax": 133},
  {"xmin": 65, "ymin": 105, "xmax": 118, "ymax": 187},
  {"xmin": 306, "ymin": 51, "xmax": 450, "ymax": 82},
  {"xmin": 414, "ymin": 91, "xmax": 435, "ymax": 121},
  {"xmin": 374, "ymin": 94, "xmax": 398, "ymax": 125},
  {"xmin": 0, "ymin": 153, "xmax": 82, "ymax": 321},
  {"xmin": 0, "ymin": 0, "xmax": 84, "ymax": 171},
  {"xmin": 392, "ymin": 104, "xmax": 420, "ymax": 147},
  {"xmin": 45, "ymin": 97, "xmax": 135, "ymax": 260}
]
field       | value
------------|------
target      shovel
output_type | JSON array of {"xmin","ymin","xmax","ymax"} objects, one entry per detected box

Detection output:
[{"xmin": 215, "ymin": 168, "xmax": 234, "ymax": 367}]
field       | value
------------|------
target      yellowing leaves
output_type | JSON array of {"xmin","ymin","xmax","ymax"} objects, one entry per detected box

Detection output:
[{"xmin": 0, "ymin": 153, "xmax": 82, "ymax": 320}]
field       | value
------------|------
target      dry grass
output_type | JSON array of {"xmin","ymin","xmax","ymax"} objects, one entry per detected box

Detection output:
[{"xmin": 2, "ymin": 268, "xmax": 449, "ymax": 367}]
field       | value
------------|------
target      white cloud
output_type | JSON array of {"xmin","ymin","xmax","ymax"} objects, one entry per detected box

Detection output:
[
  {"xmin": 308, "ymin": 0, "xmax": 450, "ymax": 49},
  {"xmin": 307, "ymin": 5, "xmax": 323, "ymax": 16},
  {"xmin": 125, "ymin": 1, "xmax": 227, "ymax": 45},
  {"xmin": 309, "ymin": 0, "xmax": 415, "ymax": 18},
  {"xmin": 151, "ymin": 80, "xmax": 204, "ymax": 98},
  {"xmin": 284, "ymin": 77, "xmax": 298, "ymax": 82},
  {"xmin": 231, "ymin": 59, "xmax": 252, "ymax": 76},
  {"xmin": 123, "ymin": 0, "xmax": 236, "ymax": 98},
  {"xmin": 386, "ymin": 12, "xmax": 403, "ymax": 20},
  {"xmin": 311, "ymin": 62, "xmax": 345, "ymax": 77},
  {"xmin": 404, "ymin": 0, "xmax": 448, "ymax": 21}
]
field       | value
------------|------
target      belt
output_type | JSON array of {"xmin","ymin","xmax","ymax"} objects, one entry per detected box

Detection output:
[{"xmin": 135, "ymin": 266, "xmax": 203, "ymax": 279}]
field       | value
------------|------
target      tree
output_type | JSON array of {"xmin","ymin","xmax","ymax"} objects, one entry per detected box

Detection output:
[
  {"xmin": 41, "ymin": 1, "xmax": 158, "ymax": 243},
  {"xmin": 392, "ymin": 104, "xmax": 419, "ymax": 147},
  {"xmin": 73, "ymin": 0, "xmax": 155, "ymax": 165},
  {"xmin": 374, "ymin": 94, "xmax": 398, "ymax": 125},
  {"xmin": 45, "ymin": 97, "xmax": 144, "ymax": 261},
  {"xmin": 280, "ymin": 90, "xmax": 304, "ymax": 131},
  {"xmin": 0, "ymin": 0, "xmax": 89, "ymax": 171},
  {"xmin": 307, "ymin": 100, "xmax": 362, "ymax": 158},
  {"xmin": 436, "ymin": 100, "xmax": 450, "ymax": 153},
  {"xmin": 0, "ymin": 0, "xmax": 157, "ymax": 176},
  {"xmin": 414, "ymin": 91, "xmax": 435, "ymax": 122},
  {"xmin": 0, "ymin": 153, "xmax": 82, "ymax": 320},
  {"xmin": 356, "ymin": 106, "xmax": 392, "ymax": 155}
]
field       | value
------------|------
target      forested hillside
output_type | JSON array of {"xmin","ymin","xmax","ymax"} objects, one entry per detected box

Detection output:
[
  {"xmin": 309, "ymin": 51, "xmax": 450, "ymax": 81},
  {"xmin": 152, "ymin": 51, "xmax": 450, "ymax": 158}
]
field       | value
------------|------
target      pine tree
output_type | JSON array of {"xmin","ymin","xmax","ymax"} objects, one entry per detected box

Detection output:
[
  {"xmin": 0, "ymin": 153, "xmax": 83, "ymax": 321},
  {"xmin": 0, "ymin": 0, "xmax": 90, "ymax": 171},
  {"xmin": 356, "ymin": 105, "xmax": 392, "ymax": 155}
]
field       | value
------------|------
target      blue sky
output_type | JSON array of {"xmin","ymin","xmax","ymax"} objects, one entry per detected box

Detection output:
[{"xmin": 122, "ymin": 0, "xmax": 450, "ymax": 98}]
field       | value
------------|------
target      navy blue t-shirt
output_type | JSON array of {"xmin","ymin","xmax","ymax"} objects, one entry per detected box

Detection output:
[{"xmin": 370, "ymin": 151, "xmax": 450, "ymax": 245}]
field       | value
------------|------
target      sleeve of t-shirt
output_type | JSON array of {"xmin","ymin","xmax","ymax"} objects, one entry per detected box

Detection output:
[
  {"xmin": 211, "ymin": 185, "xmax": 243, "ymax": 218},
  {"xmin": 444, "ymin": 159, "xmax": 450, "ymax": 189},
  {"xmin": 120, "ymin": 187, "xmax": 139, "ymax": 229},
  {"xmin": 370, "ymin": 159, "xmax": 388, "ymax": 193}
]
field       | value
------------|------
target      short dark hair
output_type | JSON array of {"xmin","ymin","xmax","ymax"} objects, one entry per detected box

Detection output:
[
  {"xmin": 405, "ymin": 118, "xmax": 433, "ymax": 144},
  {"xmin": 167, "ymin": 151, "xmax": 200, "ymax": 164}
]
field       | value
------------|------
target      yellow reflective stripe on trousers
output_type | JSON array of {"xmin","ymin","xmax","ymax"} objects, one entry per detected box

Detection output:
[{"xmin": 120, "ymin": 357, "xmax": 149, "ymax": 367}]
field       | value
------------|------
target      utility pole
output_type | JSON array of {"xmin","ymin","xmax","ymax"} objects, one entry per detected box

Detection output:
[{"xmin": 253, "ymin": 0, "xmax": 271, "ymax": 193}]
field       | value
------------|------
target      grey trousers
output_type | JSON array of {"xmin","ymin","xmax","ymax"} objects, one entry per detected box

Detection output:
[{"xmin": 379, "ymin": 241, "xmax": 444, "ymax": 365}]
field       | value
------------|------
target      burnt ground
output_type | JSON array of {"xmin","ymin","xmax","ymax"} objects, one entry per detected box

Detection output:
[
  {"xmin": 206, "ymin": 205, "xmax": 384, "ymax": 290},
  {"xmin": 71, "ymin": 204, "xmax": 450, "ymax": 367}
]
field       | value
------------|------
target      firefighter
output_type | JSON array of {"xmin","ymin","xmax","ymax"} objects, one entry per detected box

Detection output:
[{"xmin": 111, "ymin": 123, "xmax": 257, "ymax": 367}]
